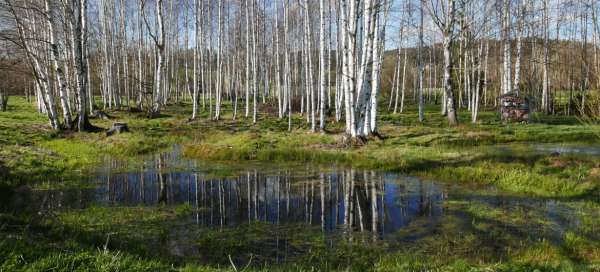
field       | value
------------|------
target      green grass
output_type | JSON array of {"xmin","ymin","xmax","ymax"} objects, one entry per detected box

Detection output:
[
  {"xmin": 1, "ymin": 96, "xmax": 600, "ymax": 270},
  {"xmin": 2, "ymin": 198, "xmax": 598, "ymax": 271},
  {"xmin": 1, "ymin": 96, "xmax": 599, "ymax": 197},
  {"xmin": 0, "ymin": 97, "xmax": 187, "ymax": 182}
]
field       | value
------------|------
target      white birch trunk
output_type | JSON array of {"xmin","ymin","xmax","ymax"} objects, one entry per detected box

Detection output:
[
  {"xmin": 72, "ymin": 0, "xmax": 89, "ymax": 131},
  {"xmin": 319, "ymin": 0, "xmax": 327, "ymax": 130},
  {"xmin": 502, "ymin": 0, "xmax": 512, "ymax": 95},
  {"xmin": 513, "ymin": 4, "xmax": 524, "ymax": 95},
  {"xmin": 417, "ymin": 0, "xmax": 425, "ymax": 122},
  {"xmin": 369, "ymin": 0, "xmax": 389, "ymax": 133},
  {"xmin": 152, "ymin": 0, "xmax": 166, "ymax": 115},
  {"xmin": 46, "ymin": 0, "xmax": 73, "ymax": 128},
  {"xmin": 215, "ymin": 0, "xmax": 223, "ymax": 120},
  {"xmin": 192, "ymin": 0, "xmax": 199, "ymax": 119},
  {"xmin": 245, "ymin": 0, "xmax": 251, "ymax": 118},
  {"xmin": 355, "ymin": 0, "xmax": 376, "ymax": 136},
  {"xmin": 343, "ymin": 0, "xmax": 358, "ymax": 137},
  {"xmin": 542, "ymin": 0, "xmax": 550, "ymax": 113}
]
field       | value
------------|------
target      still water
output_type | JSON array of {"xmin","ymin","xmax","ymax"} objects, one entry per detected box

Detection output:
[
  {"xmin": 18, "ymin": 147, "xmax": 448, "ymax": 235},
  {"xmin": 5, "ymin": 146, "xmax": 593, "ymax": 264}
]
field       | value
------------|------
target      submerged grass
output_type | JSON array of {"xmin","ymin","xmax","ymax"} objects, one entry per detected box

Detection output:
[{"xmin": 2, "ymin": 198, "xmax": 598, "ymax": 271}]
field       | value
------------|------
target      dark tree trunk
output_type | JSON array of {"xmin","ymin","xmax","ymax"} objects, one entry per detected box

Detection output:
[{"xmin": 0, "ymin": 90, "xmax": 7, "ymax": 112}]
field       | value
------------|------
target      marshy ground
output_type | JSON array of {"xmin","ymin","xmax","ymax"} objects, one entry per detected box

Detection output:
[{"xmin": 1, "ymin": 97, "xmax": 599, "ymax": 271}]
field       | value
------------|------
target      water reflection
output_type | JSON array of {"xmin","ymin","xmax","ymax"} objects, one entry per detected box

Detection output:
[
  {"xmin": 493, "ymin": 143, "xmax": 600, "ymax": 157},
  {"xmin": 96, "ymin": 159, "xmax": 445, "ymax": 237},
  {"xmin": 18, "ymin": 151, "xmax": 445, "ymax": 238},
  {"xmin": 533, "ymin": 144, "xmax": 600, "ymax": 156},
  {"xmin": 5, "ymin": 147, "xmax": 592, "ymax": 265}
]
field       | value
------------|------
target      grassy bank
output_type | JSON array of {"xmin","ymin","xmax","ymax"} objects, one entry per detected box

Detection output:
[
  {"xmin": 1, "ymin": 200, "xmax": 598, "ymax": 271},
  {"xmin": 0, "ymin": 97, "xmax": 186, "ymax": 183}
]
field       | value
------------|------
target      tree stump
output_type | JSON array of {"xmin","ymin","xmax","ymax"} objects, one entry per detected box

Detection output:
[
  {"xmin": 91, "ymin": 110, "xmax": 112, "ymax": 120},
  {"xmin": 70, "ymin": 114, "xmax": 103, "ymax": 132},
  {"xmin": 128, "ymin": 107, "xmax": 143, "ymax": 113},
  {"xmin": 0, "ymin": 92, "xmax": 7, "ymax": 112},
  {"xmin": 106, "ymin": 123, "xmax": 129, "ymax": 136}
]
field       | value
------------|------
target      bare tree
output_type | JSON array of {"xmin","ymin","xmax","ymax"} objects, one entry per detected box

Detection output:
[
  {"xmin": 141, "ymin": 0, "xmax": 166, "ymax": 116},
  {"xmin": 318, "ymin": 0, "xmax": 326, "ymax": 131}
]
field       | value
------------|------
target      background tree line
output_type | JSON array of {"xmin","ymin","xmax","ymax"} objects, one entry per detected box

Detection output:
[{"xmin": 1, "ymin": 0, "xmax": 599, "ymax": 136}]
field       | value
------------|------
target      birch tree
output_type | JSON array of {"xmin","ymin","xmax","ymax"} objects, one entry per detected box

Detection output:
[
  {"xmin": 318, "ymin": 0, "xmax": 326, "ymax": 131},
  {"xmin": 542, "ymin": 0, "xmax": 550, "ymax": 113},
  {"xmin": 142, "ymin": 0, "xmax": 166, "ymax": 116},
  {"xmin": 70, "ymin": 0, "xmax": 89, "ymax": 131},
  {"xmin": 45, "ymin": 0, "xmax": 73, "ymax": 128},
  {"xmin": 417, "ymin": 0, "xmax": 425, "ymax": 122},
  {"xmin": 4, "ymin": 0, "xmax": 60, "ymax": 129}
]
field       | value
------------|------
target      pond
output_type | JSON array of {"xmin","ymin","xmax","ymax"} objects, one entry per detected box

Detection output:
[
  {"xmin": 3, "ymin": 145, "xmax": 598, "ymax": 268},
  {"xmin": 493, "ymin": 143, "xmax": 600, "ymax": 157}
]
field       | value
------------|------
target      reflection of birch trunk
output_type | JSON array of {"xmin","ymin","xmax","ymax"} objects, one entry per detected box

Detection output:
[
  {"xmin": 125, "ymin": 175, "xmax": 130, "ymax": 203},
  {"xmin": 195, "ymin": 174, "xmax": 199, "ymax": 225},
  {"xmin": 107, "ymin": 172, "xmax": 112, "ymax": 204},
  {"xmin": 277, "ymin": 176, "xmax": 281, "ymax": 225},
  {"xmin": 158, "ymin": 156, "xmax": 166, "ymax": 204},
  {"xmin": 343, "ymin": 170, "xmax": 350, "ymax": 227},
  {"xmin": 320, "ymin": 174, "xmax": 325, "ymax": 230},
  {"xmin": 218, "ymin": 180, "xmax": 223, "ymax": 228},
  {"xmin": 254, "ymin": 171, "xmax": 258, "ymax": 221},
  {"xmin": 364, "ymin": 171, "xmax": 370, "ymax": 202},
  {"xmin": 276, "ymin": 176, "xmax": 281, "ymax": 260},
  {"xmin": 201, "ymin": 177, "xmax": 206, "ymax": 225},
  {"xmin": 380, "ymin": 176, "xmax": 385, "ymax": 236},
  {"xmin": 309, "ymin": 181, "xmax": 314, "ymax": 224},
  {"xmin": 349, "ymin": 169, "xmax": 355, "ymax": 228},
  {"xmin": 140, "ymin": 167, "xmax": 144, "ymax": 203},
  {"xmin": 209, "ymin": 181, "xmax": 213, "ymax": 225},
  {"xmin": 223, "ymin": 180, "xmax": 227, "ymax": 225},
  {"xmin": 371, "ymin": 172, "xmax": 378, "ymax": 236},
  {"xmin": 263, "ymin": 176, "xmax": 268, "ymax": 221},
  {"xmin": 303, "ymin": 182, "xmax": 307, "ymax": 222},
  {"xmin": 247, "ymin": 172, "xmax": 251, "ymax": 222},
  {"xmin": 328, "ymin": 175, "xmax": 333, "ymax": 226},
  {"xmin": 356, "ymin": 193, "xmax": 364, "ymax": 232},
  {"xmin": 186, "ymin": 176, "xmax": 191, "ymax": 204},
  {"xmin": 418, "ymin": 180, "xmax": 426, "ymax": 216},
  {"xmin": 335, "ymin": 173, "xmax": 339, "ymax": 227},
  {"xmin": 286, "ymin": 172, "xmax": 290, "ymax": 218}
]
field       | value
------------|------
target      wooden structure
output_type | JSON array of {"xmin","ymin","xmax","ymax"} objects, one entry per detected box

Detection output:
[{"xmin": 498, "ymin": 92, "xmax": 531, "ymax": 123}]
